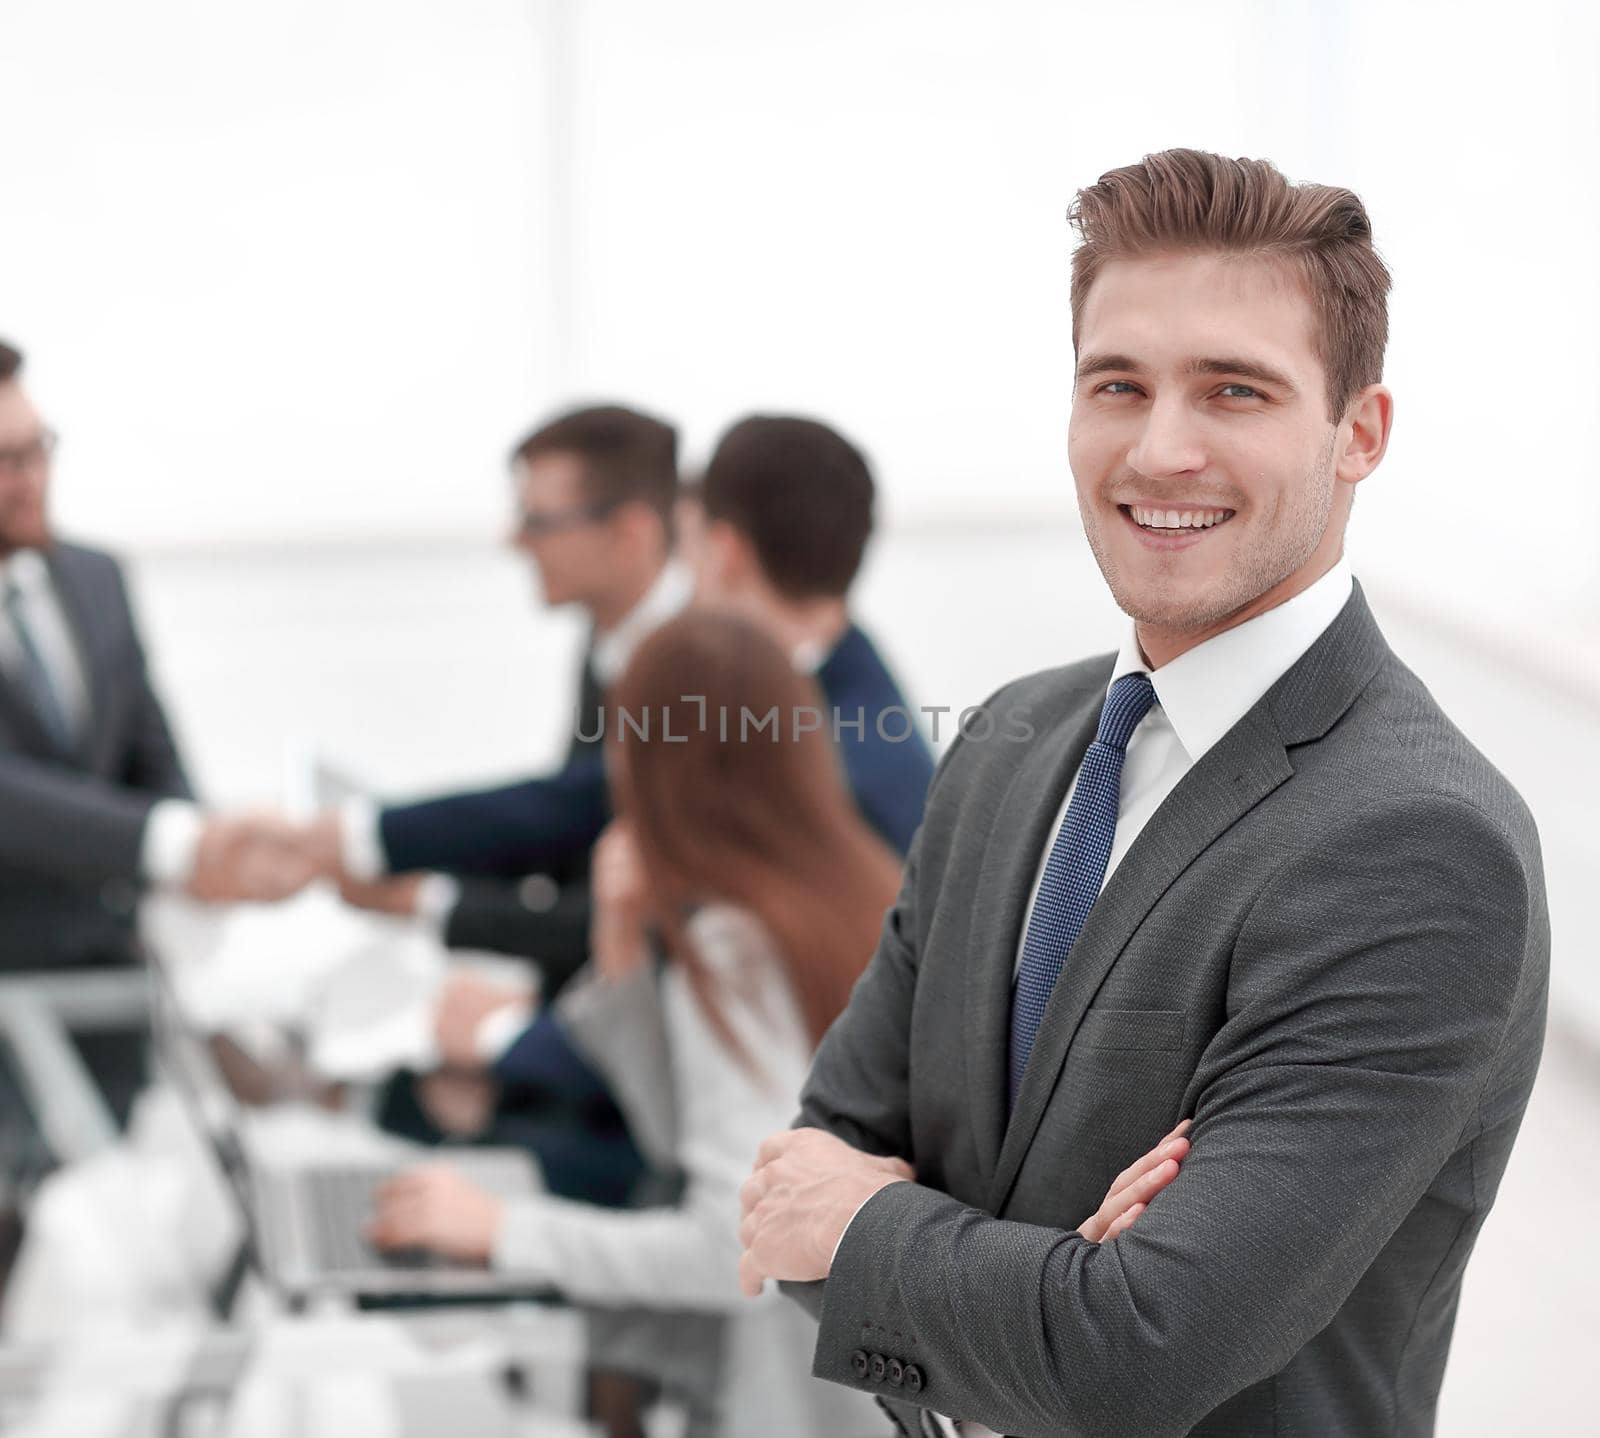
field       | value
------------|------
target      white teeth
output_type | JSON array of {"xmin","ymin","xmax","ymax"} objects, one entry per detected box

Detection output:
[{"xmin": 1129, "ymin": 505, "xmax": 1231, "ymax": 530}]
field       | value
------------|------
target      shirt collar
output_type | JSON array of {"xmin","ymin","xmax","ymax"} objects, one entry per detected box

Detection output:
[
  {"xmin": 0, "ymin": 547, "xmax": 49, "ymax": 600},
  {"xmin": 590, "ymin": 561, "xmax": 693, "ymax": 686},
  {"xmin": 1108, "ymin": 556, "xmax": 1354, "ymax": 764}
]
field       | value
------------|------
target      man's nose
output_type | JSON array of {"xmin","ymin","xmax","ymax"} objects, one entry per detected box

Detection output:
[{"xmin": 1125, "ymin": 397, "xmax": 1206, "ymax": 480}]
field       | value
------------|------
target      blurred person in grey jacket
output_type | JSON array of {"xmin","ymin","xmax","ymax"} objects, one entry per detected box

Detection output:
[{"xmin": 0, "ymin": 339, "xmax": 313, "ymax": 1123}]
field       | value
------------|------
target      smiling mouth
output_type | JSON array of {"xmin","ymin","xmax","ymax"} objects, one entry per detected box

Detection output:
[{"xmin": 1118, "ymin": 503, "xmax": 1236, "ymax": 533}]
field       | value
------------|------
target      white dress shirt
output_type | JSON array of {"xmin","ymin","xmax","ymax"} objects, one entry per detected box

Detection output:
[
  {"xmin": 857, "ymin": 558, "xmax": 1357, "ymax": 1438},
  {"xmin": 0, "ymin": 547, "xmax": 201, "ymax": 885}
]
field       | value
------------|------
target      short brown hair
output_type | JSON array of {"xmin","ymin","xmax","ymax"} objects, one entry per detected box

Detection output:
[
  {"xmin": 512, "ymin": 404, "xmax": 679, "ymax": 524},
  {"xmin": 700, "ymin": 416, "xmax": 875, "ymax": 601},
  {"xmin": 0, "ymin": 340, "xmax": 22, "ymax": 384},
  {"xmin": 1068, "ymin": 149, "xmax": 1391, "ymax": 421}
]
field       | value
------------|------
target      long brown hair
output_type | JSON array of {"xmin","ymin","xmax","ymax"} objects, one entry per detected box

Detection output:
[{"xmin": 607, "ymin": 609, "xmax": 902, "ymax": 1064}]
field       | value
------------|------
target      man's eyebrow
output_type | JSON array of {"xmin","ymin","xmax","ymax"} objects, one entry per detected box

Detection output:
[
  {"xmin": 1074, "ymin": 352, "xmax": 1298, "ymax": 393},
  {"xmin": 1074, "ymin": 353, "xmax": 1144, "ymax": 381},
  {"xmin": 1187, "ymin": 356, "xmax": 1297, "ymax": 392}
]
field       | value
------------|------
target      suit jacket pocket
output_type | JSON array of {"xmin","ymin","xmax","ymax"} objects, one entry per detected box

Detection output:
[{"xmin": 1074, "ymin": 1006, "xmax": 1186, "ymax": 1052}]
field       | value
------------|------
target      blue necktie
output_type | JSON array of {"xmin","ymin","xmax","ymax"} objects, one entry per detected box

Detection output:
[
  {"xmin": 1009, "ymin": 671, "xmax": 1156, "ymax": 1106},
  {"xmin": 2, "ymin": 578, "xmax": 75, "ymax": 752}
]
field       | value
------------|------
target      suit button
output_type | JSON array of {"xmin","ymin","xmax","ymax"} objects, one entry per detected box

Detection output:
[
  {"xmin": 869, "ymin": 1353, "xmax": 887, "ymax": 1382},
  {"xmin": 887, "ymin": 1358, "xmax": 905, "ymax": 1387},
  {"xmin": 850, "ymin": 1349, "xmax": 869, "ymax": 1379},
  {"xmin": 904, "ymin": 1364, "xmax": 924, "ymax": 1395}
]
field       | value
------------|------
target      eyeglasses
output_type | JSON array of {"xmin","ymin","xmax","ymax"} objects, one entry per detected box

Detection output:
[
  {"xmin": 514, "ymin": 502, "xmax": 616, "ymax": 538},
  {"xmin": 0, "ymin": 429, "xmax": 58, "ymax": 478}
]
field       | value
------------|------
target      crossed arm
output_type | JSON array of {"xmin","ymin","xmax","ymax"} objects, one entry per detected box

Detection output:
[{"xmin": 739, "ymin": 792, "xmax": 1539, "ymax": 1437}]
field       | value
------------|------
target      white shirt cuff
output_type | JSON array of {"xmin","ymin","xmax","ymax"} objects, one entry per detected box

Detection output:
[
  {"xmin": 413, "ymin": 873, "xmax": 461, "ymax": 934},
  {"xmin": 475, "ymin": 1002, "xmax": 535, "ymax": 1065},
  {"xmin": 339, "ymin": 797, "xmax": 387, "ymax": 881},
  {"xmin": 141, "ymin": 800, "xmax": 204, "ymax": 887}
]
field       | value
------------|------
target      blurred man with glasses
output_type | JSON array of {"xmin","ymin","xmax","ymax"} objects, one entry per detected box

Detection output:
[
  {"xmin": 293, "ymin": 403, "xmax": 687, "ymax": 1205},
  {"xmin": 0, "ymin": 339, "xmax": 314, "ymax": 1128}
]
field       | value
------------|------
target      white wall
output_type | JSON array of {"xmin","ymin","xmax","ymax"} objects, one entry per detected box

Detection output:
[
  {"xmin": 4, "ymin": 0, "xmax": 1595, "ymax": 640},
  {"xmin": 0, "ymin": 0, "xmax": 551, "ymax": 550}
]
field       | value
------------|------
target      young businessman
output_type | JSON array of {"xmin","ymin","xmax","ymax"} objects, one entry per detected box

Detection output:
[{"xmin": 738, "ymin": 150, "xmax": 1550, "ymax": 1437}]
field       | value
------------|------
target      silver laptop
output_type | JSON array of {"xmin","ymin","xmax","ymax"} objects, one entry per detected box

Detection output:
[{"xmin": 149, "ymin": 950, "xmax": 547, "ymax": 1301}]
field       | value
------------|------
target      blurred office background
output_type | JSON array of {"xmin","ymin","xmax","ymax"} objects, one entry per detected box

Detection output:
[{"xmin": 1, "ymin": 0, "xmax": 1595, "ymax": 1432}]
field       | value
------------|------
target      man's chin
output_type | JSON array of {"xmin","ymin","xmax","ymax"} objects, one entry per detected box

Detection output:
[{"xmin": 0, "ymin": 524, "xmax": 52, "ymax": 555}]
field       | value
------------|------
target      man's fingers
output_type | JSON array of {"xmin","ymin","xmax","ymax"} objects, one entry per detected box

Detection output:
[
  {"xmin": 1105, "ymin": 1202, "xmax": 1146, "ymax": 1241},
  {"xmin": 1107, "ymin": 1133, "xmax": 1190, "ymax": 1201},
  {"xmin": 1104, "ymin": 1156, "xmax": 1181, "ymax": 1218},
  {"xmin": 739, "ymin": 1170, "xmax": 768, "ymax": 1220},
  {"xmin": 755, "ymin": 1129, "xmax": 802, "ymax": 1169},
  {"xmin": 737, "ymin": 1245, "xmax": 766, "ymax": 1298}
]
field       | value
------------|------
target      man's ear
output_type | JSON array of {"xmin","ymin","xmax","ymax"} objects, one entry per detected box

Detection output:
[
  {"xmin": 610, "ymin": 500, "xmax": 671, "ymax": 562},
  {"xmin": 702, "ymin": 519, "xmax": 759, "ymax": 592},
  {"xmin": 1336, "ymin": 383, "xmax": 1394, "ymax": 488}
]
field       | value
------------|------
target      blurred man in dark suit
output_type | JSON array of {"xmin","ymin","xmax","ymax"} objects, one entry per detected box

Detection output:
[{"xmin": 0, "ymin": 338, "xmax": 315, "ymax": 1125}]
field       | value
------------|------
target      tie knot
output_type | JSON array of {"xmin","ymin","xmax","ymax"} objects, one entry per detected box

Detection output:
[{"xmin": 1096, "ymin": 671, "xmax": 1156, "ymax": 751}]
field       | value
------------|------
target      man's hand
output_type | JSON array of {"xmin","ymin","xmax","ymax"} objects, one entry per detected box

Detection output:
[
  {"xmin": 738, "ymin": 1128, "xmax": 915, "ymax": 1297},
  {"xmin": 1076, "ymin": 1118, "xmax": 1191, "ymax": 1242},
  {"xmin": 186, "ymin": 813, "xmax": 322, "ymax": 904},
  {"xmin": 365, "ymin": 1164, "xmax": 504, "ymax": 1264},
  {"xmin": 337, "ymin": 872, "xmax": 427, "ymax": 917},
  {"xmin": 416, "ymin": 1069, "xmax": 499, "ymax": 1137},
  {"xmin": 291, "ymin": 811, "xmax": 346, "ymax": 880},
  {"xmin": 434, "ymin": 970, "xmax": 532, "ymax": 1070}
]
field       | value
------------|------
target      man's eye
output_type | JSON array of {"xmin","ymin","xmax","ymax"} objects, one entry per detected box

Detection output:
[
  {"xmin": 1098, "ymin": 381, "xmax": 1139, "ymax": 395},
  {"xmin": 1218, "ymin": 383, "xmax": 1260, "ymax": 399}
]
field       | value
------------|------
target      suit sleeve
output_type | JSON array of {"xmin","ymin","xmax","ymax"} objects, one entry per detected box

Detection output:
[
  {"xmin": 807, "ymin": 793, "xmax": 1542, "ymax": 1437},
  {"xmin": 378, "ymin": 753, "xmax": 609, "ymax": 877},
  {"xmin": 0, "ymin": 752, "xmax": 161, "ymax": 883}
]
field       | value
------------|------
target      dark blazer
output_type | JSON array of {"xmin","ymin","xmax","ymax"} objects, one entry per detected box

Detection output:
[
  {"xmin": 0, "ymin": 543, "xmax": 193, "ymax": 972},
  {"xmin": 789, "ymin": 581, "xmax": 1549, "ymax": 1438}
]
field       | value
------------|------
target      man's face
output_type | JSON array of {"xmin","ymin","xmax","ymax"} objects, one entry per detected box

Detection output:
[
  {"xmin": 0, "ymin": 382, "xmax": 53, "ymax": 553},
  {"xmin": 1068, "ymin": 251, "xmax": 1347, "ymax": 636},
  {"xmin": 509, "ymin": 451, "xmax": 618, "ymax": 609}
]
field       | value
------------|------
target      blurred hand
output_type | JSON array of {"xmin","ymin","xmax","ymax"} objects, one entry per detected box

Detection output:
[
  {"xmin": 416, "ymin": 1069, "xmax": 499, "ymax": 1137},
  {"xmin": 186, "ymin": 813, "xmax": 322, "ymax": 904},
  {"xmin": 366, "ymin": 1164, "xmax": 503, "ymax": 1264},
  {"xmin": 434, "ymin": 970, "xmax": 532, "ymax": 1070},
  {"xmin": 589, "ymin": 820, "xmax": 651, "ymax": 982},
  {"xmin": 294, "ymin": 811, "xmax": 346, "ymax": 880},
  {"xmin": 1076, "ymin": 1118, "xmax": 1192, "ymax": 1243},
  {"xmin": 337, "ymin": 872, "xmax": 426, "ymax": 917}
]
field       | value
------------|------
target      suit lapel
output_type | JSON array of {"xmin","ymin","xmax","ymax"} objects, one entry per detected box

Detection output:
[
  {"xmin": 983, "ymin": 579, "xmax": 1392, "ymax": 1215},
  {"xmin": 963, "ymin": 665, "xmax": 1108, "ymax": 1179}
]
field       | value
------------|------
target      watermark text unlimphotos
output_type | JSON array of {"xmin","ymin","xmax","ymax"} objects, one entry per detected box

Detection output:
[{"xmin": 578, "ymin": 700, "xmax": 1035, "ymax": 746}]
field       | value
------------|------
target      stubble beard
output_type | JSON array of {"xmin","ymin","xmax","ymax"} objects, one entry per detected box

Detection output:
[{"xmin": 1081, "ymin": 437, "xmax": 1338, "ymax": 635}]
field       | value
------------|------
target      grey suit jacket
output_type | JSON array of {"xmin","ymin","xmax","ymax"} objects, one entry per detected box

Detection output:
[
  {"xmin": 0, "ymin": 542, "xmax": 193, "ymax": 971},
  {"xmin": 789, "ymin": 581, "xmax": 1549, "ymax": 1438}
]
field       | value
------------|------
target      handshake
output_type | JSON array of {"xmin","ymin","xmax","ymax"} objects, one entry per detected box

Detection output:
[{"xmin": 183, "ymin": 810, "xmax": 412, "ymax": 908}]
